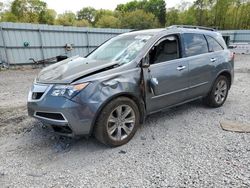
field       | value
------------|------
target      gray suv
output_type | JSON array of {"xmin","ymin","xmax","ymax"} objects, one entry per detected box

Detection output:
[{"xmin": 27, "ymin": 26, "xmax": 234, "ymax": 146}]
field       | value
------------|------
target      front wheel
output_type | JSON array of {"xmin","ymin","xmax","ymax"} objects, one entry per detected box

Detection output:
[
  {"xmin": 94, "ymin": 97, "xmax": 140, "ymax": 147},
  {"xmin": 203, "ymin": 75, "xmax": 229, "ymax": 108}
]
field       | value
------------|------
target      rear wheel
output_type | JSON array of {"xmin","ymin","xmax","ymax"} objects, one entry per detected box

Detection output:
[
  {"xmin": 203, "ymin": 75, "xmax": 229, "ymax": 107},
  {"xmin": 94, "ymin": 97, "xmax": 140, "ymax": 147}
]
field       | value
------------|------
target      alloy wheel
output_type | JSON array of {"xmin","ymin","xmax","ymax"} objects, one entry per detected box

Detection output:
[
  {"xmin": 214, "ymin": 79, "xmax": 228, "ymax": 104},
  {"xmin": 107, "ymin": 105, "xmax": 135, "ymax": 141}
]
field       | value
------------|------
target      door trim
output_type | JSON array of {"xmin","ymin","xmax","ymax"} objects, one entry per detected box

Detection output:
[
  {"xmin": 189, "ymin": 81, "xmax": 209, "ymax": 89},
  {"xmin": 152, "ymin": 87, "xmax": 189, "ymax": 99}
]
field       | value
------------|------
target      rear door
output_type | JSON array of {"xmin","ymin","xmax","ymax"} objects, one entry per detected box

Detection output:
[
  {"xmin": 182, "ymin": 33, "xmax": 214, "ymax": 99},
  {"xmin": 205, "ymin": 34, "xmax": 226, "ymax": 67}
]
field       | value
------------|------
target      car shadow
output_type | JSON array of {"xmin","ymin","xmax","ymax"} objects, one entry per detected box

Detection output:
[
  {"xmin": 22, "ymin": 99, "xmax": 207, "ymax": 153},
  {"xmin": 144, "ymin": 99, "xmax": 205, "ymax": 125}
]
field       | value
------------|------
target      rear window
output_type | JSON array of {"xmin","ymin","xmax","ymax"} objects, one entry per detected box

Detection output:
[
  {"xmin": 206, "ymin": 35, "xmax": 224, "ymax": 52},
  {"xmin": 183, "ymin": 33, "xmax": 208, "ymax": 57}
]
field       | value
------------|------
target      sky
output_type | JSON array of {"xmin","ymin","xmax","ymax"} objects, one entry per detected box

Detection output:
[{"xmin": 3, "ymin": 0, "xmax": 195, "ymax": 14}]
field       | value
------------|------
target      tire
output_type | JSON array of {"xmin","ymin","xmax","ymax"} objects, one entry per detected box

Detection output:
[
  {"xmin": 203, "ymin": 75, "xmax": 229, "ymax": 108},
  {"xmin": 94, "ymin": 97, "xmax": 140, "ymax": 147}
]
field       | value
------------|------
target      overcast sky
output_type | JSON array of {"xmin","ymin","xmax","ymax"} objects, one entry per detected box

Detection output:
[{"xmin": 3, "ymin": 0, "xmax": 195, "ymax": 14}]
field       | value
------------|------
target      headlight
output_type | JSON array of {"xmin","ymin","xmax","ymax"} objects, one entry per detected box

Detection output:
[{"xmin": 51, "ymin": 83, "xmax": 89, "ymax": 98}]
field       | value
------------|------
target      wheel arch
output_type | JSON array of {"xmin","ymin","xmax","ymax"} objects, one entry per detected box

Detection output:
[
  {"xmin": 89, "ymin": 92, "xmax": 146, "ymax": 135},
  {"xmin": 216, "ymin": 70, "xmax": 232, "ymax": 89}
]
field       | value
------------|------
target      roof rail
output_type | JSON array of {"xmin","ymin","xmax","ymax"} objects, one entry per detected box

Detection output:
[
  {"xmin": 129, "ymin": 29, "xmax": 140, "ymax": 32},
  {"xmin": 167, "ymin": 25, "xmax": 216, "ymax": 31}
]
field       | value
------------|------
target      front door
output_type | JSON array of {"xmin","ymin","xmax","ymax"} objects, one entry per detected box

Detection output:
[{"xmin": 143, "ymin": 35, "xmax": 189, "ymax": 113}]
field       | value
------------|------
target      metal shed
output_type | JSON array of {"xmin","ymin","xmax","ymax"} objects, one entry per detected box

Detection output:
[
  {"xmin": 220, "ymin": 30, "xmax": 250, "ymax": 54},
  {"xmin": 0, "ymin": 22, "xmax": 130, "ymax": 66},
  {"xmin": 220, "ymin": 30, "xmax": 250, "ymax": 43}
]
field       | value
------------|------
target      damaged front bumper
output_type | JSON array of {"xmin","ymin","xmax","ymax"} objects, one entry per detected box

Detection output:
[{"xmin": 27, "ymin": 83, "xmax": 96, "ymax": 137}]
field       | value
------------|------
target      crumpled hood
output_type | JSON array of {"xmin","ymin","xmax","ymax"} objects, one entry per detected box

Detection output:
[{"xmin": 36, "ymin": 56, "xmax": 118, "ymax": 84}]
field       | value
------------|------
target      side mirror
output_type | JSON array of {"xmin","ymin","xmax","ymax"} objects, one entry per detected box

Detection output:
[{"xmin": 141, "ymin": 55, "xmax": 150, "ymax": 68}]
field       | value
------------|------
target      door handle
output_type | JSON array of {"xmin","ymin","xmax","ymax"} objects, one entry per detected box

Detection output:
[
  {"xmin": 210, "ymin": 58, "xmax": 217, "ymax": 62},
  {"xmin": 177, "ymin": 65, "xmax": 186, "ymax": 71}
]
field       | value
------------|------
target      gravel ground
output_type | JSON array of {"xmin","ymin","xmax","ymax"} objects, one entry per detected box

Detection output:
[{"xmin": 0, "ymin": 55, "xmax": 250, "ymax": 188}]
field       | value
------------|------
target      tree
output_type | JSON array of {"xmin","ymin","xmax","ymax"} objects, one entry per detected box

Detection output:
[
  {"xmin": 39, "ymin": 9, "xmax": 56, "ymax": 24},
  {"xmin": 144, "ymin": 0, "xmax": 166, "ymax": 26},
  {"xmin": 75, "ymin": 19, "xmax": 90, "ymax": 27},
  {"xmin": 120, "ymin": 9, "xmax": 159, "ymax": 29},
  {"xmin": 94, "ymin": 9, "xmax": 114, "ymax": 24},
  {"xmin": 95, "ymin": 15, "xmax": 120, "ymax": 28},
  {"xmin": 193, "ymin": 0, "xmax": 206, "ymax": 25},
  {"xmin": 116, "ymin": 0, "xmax": 166, "ymax": 26},
  {"xmin": 0, "ymin": 1, "xmax": 3, "ymax": 12},
  {"xmin": 0, "ymin": 0, "xmax": 249, "ymax": 29},
  {"xmin": 77, "ymin": 7, "xmax": 96, "ymax": 24},
  {"xmin": 56, "ymin": 11, "xmax": 90, "ymax": 27},
  {"xmin": 166, "ymin": 8, "xmax": 180, "ymax": 26},
  {"xmin": 56, "ymin": 12, "xmax": 76, "ymax": 26},
  {"xmin": 10, "ymin": 0, "xmax": 47, "ymax": 23},
  {"xmin": 178, "ymin": 6, "xmax": 197, "ymax": 25},
  {"xmin": 1, "ymin": 12, "xmax": 18, "ymax": 22},
  {"xmin": 116, "ymin": 0, "xmax": 145, "ymax": 12}
]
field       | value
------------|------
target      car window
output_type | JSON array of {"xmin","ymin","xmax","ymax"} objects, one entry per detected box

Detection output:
[
  {"xmin": 183, "ymin": 33, "xmax": 208, "ymax": 57},
  {"xmin": 87, "ymin": 34, "xmax": 152, "ymax": 65},
  {"xmin": 149, "ymin": 35, "xmax": 180, "ymax": 64},
  {"xmin": 206, "ymin": 35, "xmax": 224, "ymax": 52}
]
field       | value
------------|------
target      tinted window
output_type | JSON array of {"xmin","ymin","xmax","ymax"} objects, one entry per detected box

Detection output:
[
  {"xmin": 183, "ymin": 33, "xmax": 208, "ymax": 57},
  {"xmin": 149, "ymin": 35, "xmax": 180, "ymax": 64},
  {"xmin": 206, "ymin": 35, "xmax": 224, "ymax": 52}
]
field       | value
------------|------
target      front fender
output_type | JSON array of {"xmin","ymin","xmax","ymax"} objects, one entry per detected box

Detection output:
[{"xmin": 72, "ymin": 68, "xmax": 144, "ymax": 135}]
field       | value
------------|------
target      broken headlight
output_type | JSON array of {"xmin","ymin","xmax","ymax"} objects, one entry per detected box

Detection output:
[{"xmin": 51, "ymin": 83, "xmax": 89, "ymax": 98}]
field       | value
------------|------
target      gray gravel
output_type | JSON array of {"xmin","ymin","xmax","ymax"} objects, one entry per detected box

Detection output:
[{"xmin": 0, "ymin": 55, "xmax": 250, "ymax": 187}]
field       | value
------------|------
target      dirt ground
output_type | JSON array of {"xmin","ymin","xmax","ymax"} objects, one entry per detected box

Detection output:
[{"xmin": 0, "ymin": 55, "xmax": 250, "ymax": 187}]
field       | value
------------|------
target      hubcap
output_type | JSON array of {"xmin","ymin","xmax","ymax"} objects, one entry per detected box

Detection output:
[
  {"xmin": 214, "ymin": 80, "xmax": 227, "ymax": 104},
  {"xmin": 107, "ymin": 105, "xmax": 135, "ymax": 141}
]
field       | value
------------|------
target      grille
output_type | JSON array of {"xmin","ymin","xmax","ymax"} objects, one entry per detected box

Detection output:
[{"xmin": 35, "ymin": 112, "xmax": 65, "ymax": 121}]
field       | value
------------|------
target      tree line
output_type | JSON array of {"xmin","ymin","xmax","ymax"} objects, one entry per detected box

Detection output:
[{"xmin": 0, "ymin": 0, "xmax": 249, "ymax": 29}]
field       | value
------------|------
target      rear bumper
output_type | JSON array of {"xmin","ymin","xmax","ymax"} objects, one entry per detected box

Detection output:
[{"xmin": 27, "ymin": 85, "xmax": 96, "ymax": 136}]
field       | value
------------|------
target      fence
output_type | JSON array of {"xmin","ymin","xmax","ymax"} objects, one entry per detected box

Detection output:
[
  {"xmin": 0, "ymin": 22, "xmax": 130, "ymax": 66},
  {"xmin": 1, "ymin": 22, "xmax": 250, "ymax": 66},
  {"xmin": 220, "ymin": 30, "xmax": 250, "ymax": 43}
]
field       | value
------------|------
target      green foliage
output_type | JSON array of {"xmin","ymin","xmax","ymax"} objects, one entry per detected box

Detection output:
[
  {"xmin": 1, "ymin": 12, "xmax": 18, "ymax": 22},
  {"xmin": 166, "ymin": 8, "xmax": 180, "ymax": 26},
  {"xmin": 116, "ymin": 0, "xmax": 166, "ymax": 26},
  {"xmin": 120, "ymin": 9, "xmax": 159, "ymax": 29},
  {"xmin": 116, "ymin": 0, "xmax": 145, "ymax": 12},
  {"xmin": 10, "ymin": 0, "xmax": 47, "ymax": 23},
  {"xmin": 0, "ymin": 1, "xmax": 3, "ymax": 12},
  {"xmin": 165, "ymin": 0, "xmax": 250, "ymax": 29},
  {"xmin": 56, "ymin": 12, "xmax": 90, "ymax": 27},
  {"xmin": 95, "ymin": 15, "xmax": 120, "ymax": 28},
  {"xmin": 1, "ymin": 0, "xmax": 56, "ymax": 24},
  {"xmin": 0, "ymin": 0, "xmax": 249, "ymax": 29},
  {"xmin": 95, "ymin": 9, "xmax": 114, "ymax": 24},
  {"xmin": 77, "ymin": 7, "xmax": 96, "ymax": 24},
  {"xmin": 39, "ymin": 9, "xmax": 56, "ymax": 24},
  {"xmin": 144, "ymin": 0, "xmax": 166, "ymax": 26},
  {"xmin": 75, "ymin": 19, "xmax": 90, "ymax": 27}
]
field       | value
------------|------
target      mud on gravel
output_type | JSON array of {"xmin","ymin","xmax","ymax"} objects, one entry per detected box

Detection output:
[{"xmin": 0, "ymin": 56, "xmax": 250, "ymax": 188}]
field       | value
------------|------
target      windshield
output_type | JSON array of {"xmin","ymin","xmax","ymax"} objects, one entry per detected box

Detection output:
[{"xmin": 87, "ymin": 34, "xmax": 152, "ymax": 64}]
